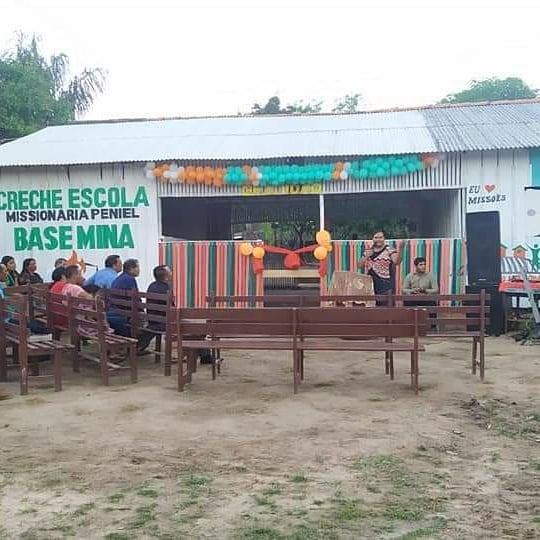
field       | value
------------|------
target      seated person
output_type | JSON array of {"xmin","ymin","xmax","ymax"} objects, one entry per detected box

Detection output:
[
  {"xmin": 108, "ymin": 259, "xmax": 152, "ymax": 353},
  {"xmin": 63, "ymin": 266, "xmax": 94, "ymax": 300},
  {"xmin": 19, "ymin": 258, "xmax": 44, "ymax": 285},
  {"xmin": 402, "ymin": 257, "xmax": 439, "ymax": 296},
  {"xmin": 84, "ymin": 255, "xmax": 122, "ymax": 290},
  {"xmin": 44, "ymin": 258, "xmax": 67, "ymax": 283},
  {"xmin": 50, "ymin": 267, "xmax": 68, "ymax": 294}
]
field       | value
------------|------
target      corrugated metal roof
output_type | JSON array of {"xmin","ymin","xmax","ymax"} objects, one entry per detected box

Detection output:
[{"xmin": 1, "ymin": 101, "xmax": 540, "ymax": 167}]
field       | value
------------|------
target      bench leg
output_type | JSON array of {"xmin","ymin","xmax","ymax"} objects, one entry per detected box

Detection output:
[
  {"xmin": 129, "ymin": 344, "xmax": 137, "ymax": 384},
  {"xmin": 212, "ymin": 349, "xmax": 217, "ymax": 380},
  {"xmin": 217, "ymin": 349, "xmax": 222, "ymax": 375},
  {"xmin": 20, "ymin": 353, "xmax": 28, "ymax": 396},
  {"xmin": 385, "ymin": 352, "xmax": 390, "ymax": 375},
  {"xmin": 479, "ymin": 336, "xmax": 485, "ymax": 381},
  {"xmin": 0, "ymin": 346, "xmax": 7, "ymax": 382},
  {"xmin": 472, "ymin": 337, "xmax": 478, "ymax": 375},
  {"xmin": 413, "ymin": 351, "xmax": 419, "ymax": 394},
  {"xmin": 164, "ymin": 336, "xmax": 172, "ymax": 377},
  {"xmin": 410, "ymin": 352, "xmax": 414, "ymax": 387},
  {"xmin": 177, "ymin": 346, "xmax": 187, "ymax": 392},
  {"xmin": 300, "ymin": 351, "xmax": 304, "ymax": 381},
  {"xmin": 53, "ymin": 350, "xmax": 62, "ymax": 392},
  {"xmin": 72, "ymin": 338, "xmax": 81, "ymax": 373},
  {"xmin": 293, "ymin": 349, "xmax": 300, "ymax": 394},
  {"xmin": 389, "ymin": 352, "xmax": 394, "ymax": 381},
  {"xmin": 154, "ymin": 334, "xmax": 162, "ymax": 365},
  {"xmin": 100, "ymin": 347, "xmax": 110, "ymax": 386}
]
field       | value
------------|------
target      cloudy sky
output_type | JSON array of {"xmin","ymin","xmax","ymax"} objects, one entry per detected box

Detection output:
[{"xmin": 2, "ymin": 0, "xmax": 539, "ymax": 120}]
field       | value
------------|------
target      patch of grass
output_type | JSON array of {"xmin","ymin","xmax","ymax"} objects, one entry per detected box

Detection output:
[
  {"xmin": 72, "ymin": 502, "xmax": 95, "ymax": 517},
  {"xmin": 262, "ymin": 484, "xmax": 282, "ymax": 497},
  {"xmin": 104, "ymin": 534, "xmax": 130, "ymax": 540},
  {"xmin": 353, "ymin": 454, "xmax": 413, "ymax": 488},
  {"xmin": 120, "ymin": 403, "xmax": 145, "ymax": 413},
  {"xmin": 384, "ymin": 503, "xmax": 424, "ymax": 521},
  {"xmin": 531, "ymin": 460, "xmax": 540, "ymax": 471},
  {"xmin": 491, "ymin": 451, "xmax": 501, "ymax": 463},
  {"xmin": 131, "ymin": 503, "xmax": 157, "ymax": 529},
  {"xmin": 18, "ymin": 507, "xmax": 38, "ymax": 515},
  {"xmin": 183, "ymin": 475, "xmax": 211, "ymax": 489},
  {"xmin": 236, "ymin": 526, "xmax": 284, "ymax": 539},
  {"xmin": 397, "ymin": 517, "xmax": 448, "ymax": 539},
  {"xmin": 253, "ymin": 495, "xmax": 276, "ymax": 509},
  {"xmin": 290, "ymin": 473, "xmax": 308, "ymax": 484},
  {"xmin": 333, "ymin": 497, "xmax": 366, "ymax": 521},
  {"xmin": 137, "ymin": 487, "xmax": 159, "ymax": 499},
  {"xmin": 368, "ymin": 396, "xmax": 386, "ymax": 402},
  {"xmin": 107, "ymin": 492, "xmax": 125, "ymax": 504},
  {"xmin": 531, "ymin": 516, "xmax": 540, "ymax": 524}
]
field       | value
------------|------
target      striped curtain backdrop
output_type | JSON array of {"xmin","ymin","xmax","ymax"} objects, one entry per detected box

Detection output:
[
  {"xmin": 159, "ymin": 238, "xmax": 466, "ymax": 307},
  {"xmin": 322, "ymin": 239, "xmax": 466, "ymax": 295},
  {"xmin": 159, "ymin": 241, "xmax": 262, "ymax": 307}
]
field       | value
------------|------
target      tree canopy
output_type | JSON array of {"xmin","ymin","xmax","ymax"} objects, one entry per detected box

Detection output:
[
  {"xmin": 441, "ymin": 77, "xmax": 538, "ymax": 104},
  {"xmin": 251, "ymin": 96, "xmax": 322, "ymax": 115},
  {"xmin": 0, "ymin": 35, "xmax": 106, "ymax": 139},
  {"xmin": 332, "ymin": 93, "xmax": 362, "ymax": 113}
]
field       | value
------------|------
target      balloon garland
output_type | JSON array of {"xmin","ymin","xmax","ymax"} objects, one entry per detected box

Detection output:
[
  {"xmin": 144, "ymin": 154, "xmax": 444, "ymax": 187},
  {"xmin": 239, "ymin": 230, "xmax": 333, "ymax": 277}
]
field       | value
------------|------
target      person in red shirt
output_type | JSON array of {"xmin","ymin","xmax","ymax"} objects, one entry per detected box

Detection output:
[{"xmin": 50, "ymin": 267, "xmax": 68, "ymax": 294}]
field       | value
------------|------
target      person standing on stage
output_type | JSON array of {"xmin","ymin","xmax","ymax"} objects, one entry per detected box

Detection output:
[{"xmin": 359, "ymin": 231, "xmax": 404, "ymax": 295}]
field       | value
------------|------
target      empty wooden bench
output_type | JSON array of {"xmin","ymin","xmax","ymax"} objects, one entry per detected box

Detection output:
[
  {"xmin": 0, "ymin": 295, "xmax": 74, "ymax": 395},
  {"xmin": 175, "ymin": 306, "xmax": 427, "ymax": 393}
]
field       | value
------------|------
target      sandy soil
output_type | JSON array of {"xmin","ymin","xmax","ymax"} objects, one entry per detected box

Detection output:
[{"xmin": 0, "ymin": 337, "xmax": 539, "ymax": 540}]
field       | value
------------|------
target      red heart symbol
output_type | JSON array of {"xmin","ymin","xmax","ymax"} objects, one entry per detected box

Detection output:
[{"xmin": 485, "ymin": 184, "xmax": 496, "ymax": 193}]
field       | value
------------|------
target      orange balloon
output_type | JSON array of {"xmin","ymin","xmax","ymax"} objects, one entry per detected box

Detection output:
[
  {"xmin": 324, "ymin": 243, "xmax": 333, "ymax": 253},
  {"xmin": 196, "ymin": 172, "xmax": 205, "ymax": 183},
  {"xmin": 161, "ymin": 164, "xmax": 170, "ymax": 171},
  {"xmin": 239, "ymin": 243, "xmax": 253, "ymax": 256},
  {"xmin": 316, "ymin": 230, "xmax": 331, "ymax": 245},
  {"xmin": 332, "ymin": 171, "xmax": 340, "ymax": 181},
  {"xmin": 242, "ymin": 164, "xmax": 251, "ymax": 173},
  {"xmin": 252, "ymin": 246, "xmax": 265, "ymax": 259},
  {"xmin": 152, "ymin": 167, "xmax": 162, "ymax": 177},
  {"xmin": 335, "ymin": 161, "xmax": 344, "ymax": 171},
  {"xmin": 179, "ymin": 171, "xmax": 187, "ymax": 182},
  {"xmin": 196, "ymin": 166, "xmax": 204, "ymax": 175},
  {"xmin": 249, "ymin": 172, "xmax": 257, "ymax": 183},
  {"xmin": 314, "ymin": 246, "xmax": 328, "ymax": 261},
  {"xmin": 213, "ymin": 176, "xmax": 224, "ymax": 187}
]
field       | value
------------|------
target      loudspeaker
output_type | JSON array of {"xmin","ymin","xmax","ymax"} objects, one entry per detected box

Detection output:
[
  {"xmin": 466, "ymin": 211, "xmax": 502, "ymax": 287},
  {"xmin": 466, "ymin": 284, "xmax": 504, "ymax": 336}
]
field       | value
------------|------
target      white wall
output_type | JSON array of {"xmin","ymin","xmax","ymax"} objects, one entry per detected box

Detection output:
[
  {"xmin": 0, "ymin": 163, "xmax": 159, "ymax": 288},
  {"xmin": 463, "ymin": 149, "xmax": 540, "ymax": 258}
]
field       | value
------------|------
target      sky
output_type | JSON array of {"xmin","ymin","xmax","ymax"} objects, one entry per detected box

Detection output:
[{"xmin": 2, "ymin": 0, "xmax": 540, "ymax": 120}]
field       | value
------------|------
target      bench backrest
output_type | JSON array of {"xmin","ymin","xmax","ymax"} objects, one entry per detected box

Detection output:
[
  {"xmin": 207, "ymin": 294, "xmax": 393, "ymax": 307},
  {"xmin": 296, "ymin": 308, "xmax": 428, "ymax": 338},
  {"xmin": 177, "ymin": 307, "xmax": 427, "ymax": 340},
  {"xmin": 46, "ymin": 291, "xmax": 70, "ymax": 332},
  {"xmin": 0, "ymin": 295, "xmax": 30, "ymax": 353},
  {"xmin": 177, "ymin": 308, "xmax": 294, "ymax": 337},
  {"xmin": 67, "ymin": 295, "xmax": 108, "ymax": 346}
]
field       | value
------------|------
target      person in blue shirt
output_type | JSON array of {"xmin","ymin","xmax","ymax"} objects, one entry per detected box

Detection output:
[
  {"xmin": 107, "ymin": 259, "xmax": 152, "ymax": 353},
  {"xmin": 84, "ymin": 255, "xmax": 122, "ymax": 290}
]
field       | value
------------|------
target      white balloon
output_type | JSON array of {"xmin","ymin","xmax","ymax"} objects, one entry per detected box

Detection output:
[
  {"xmin": 344, "ymin": 161, "xmax": 352, "ymax": 171},
  {"xmin": 169, "ymin": 163, "xmax": 179, "ymax": 172},
  {"xmin": 251, "ymin": 166, "xmax": 259, "ymax": 174},
  {"xmin": 430, "ymin": 159, "xmax": 440, "ymax": 168},
  {"xmin": 163, "ymin": 170, "xmax": 172, "ymax": 179},
  {"xmin": 340, "ymin": 170, "xmax": 348, "ymax": 180},
  {"xmin": 437, "ymin": 153, "xmax": 446, "ymax": 161},
  {"xmin": 169, "ymin": 171, "xmax": 179, "ymax": 180},
  {"xmin": 178, "ymin": 166, "xmax": 185, "ymax": 172},
  {"xmin": 145, "ymin": 170, "xmax": 155, "ymax": 180},
  {"xmin": 145, "ymin": 161, "xmax": 156, "ymax": 170},
  {"xmin": 256, "ymin": 172, "xmax": 263, "ymax": 181}
]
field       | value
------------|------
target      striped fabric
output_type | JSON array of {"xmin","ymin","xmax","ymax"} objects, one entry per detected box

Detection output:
[
  {"xmin": 501, "ymin": 256, "xmax": 535, "ymax": 276},
  {"xmin": 159, "ymin": 238, "xmax": 466, "ymax": 307}
]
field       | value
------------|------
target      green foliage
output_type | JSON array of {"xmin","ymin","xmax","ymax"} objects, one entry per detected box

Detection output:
[
  {"xmin": 332, "ymin": 93, "xmax": 362, "ymax": 113},
  {"xmin": 251, "ymin": 96, "xmax": 322, "ymax": 115},
  {"xmin": 441, "ymin": 77, "xmax": 537, "ymax": 104},
  {"xmin": 0, "ymin": 34, "xmax": 105, "ymax": 139}
]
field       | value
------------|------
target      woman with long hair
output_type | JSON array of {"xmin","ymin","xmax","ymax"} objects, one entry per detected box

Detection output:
[
  {"xmin": 0, "ymin": 256, "xmax": 20, "ymax": 287},
  {"xmin": 19, "ymin": 258, "xmax": 44, "ymax": 285}
]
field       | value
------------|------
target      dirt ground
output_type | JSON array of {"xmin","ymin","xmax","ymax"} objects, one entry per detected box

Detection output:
[{"xmin": 0, "ymin": 337, "xmax": 539, "ymax": 540}]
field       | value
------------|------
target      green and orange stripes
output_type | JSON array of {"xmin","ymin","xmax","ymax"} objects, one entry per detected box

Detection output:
[{"xmin": 160, "ymin": 238, "xmax": 466, "ymax": 307}]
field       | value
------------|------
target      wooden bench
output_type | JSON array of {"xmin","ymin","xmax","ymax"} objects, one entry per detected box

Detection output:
[
  {"xmin": 0, "ymin": 295, "xmax": 74, "ymax": 395},
  {"xmin": 175, "ymin": 307, "xmax": 427, "ymax": 393},
  {"xmin": 393, "ymin": 292, "xmax": 490, "ymax": 380},
  {"xmin": 68, "ymin": 296, "xmax": 138, "ymax": 386},
  {"xmin": 208, "ymin": 292, "xmax": 490, "ymax": 380}
]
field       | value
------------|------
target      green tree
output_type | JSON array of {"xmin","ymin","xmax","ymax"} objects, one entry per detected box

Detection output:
[
  {"xmin": 332, "ymin": 93, "xmax": 362, "ymax": 113},
  {"xmin": 0, "ymin": 35, "xmax": 106, "ymax": 139},
  {"xmin": 441, "ymin": 77, "xmax": 537, "ymax": 104},
  {"xmin": 251, "ymin": 95, "xmax": 322, "ymax": 115}
]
